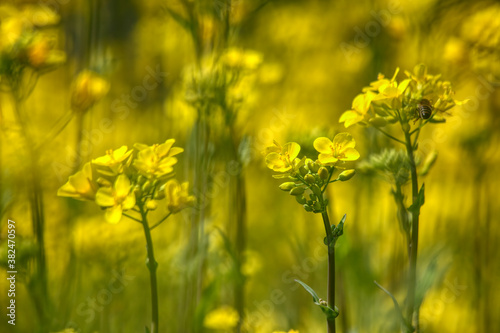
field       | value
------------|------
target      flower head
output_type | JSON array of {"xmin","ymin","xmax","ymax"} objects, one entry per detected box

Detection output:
[
  {"xmin": 133, "ymin": 139, "xmax": 183, "ymax": 179},
  {"xmin": 164, "ymin": 179, "xmax": 195, "ymax": 214},
  {"xmin": 95, "ymin": 174, "xmax": 136, "ymax": 224},
  {"xmin": 57, "ymin": 162, "xmax": 97, "ymax": 201},
  {"xmin": 203, "ymin": 306, "xmax": 239, "ymax": 331},
  {"xmin": 265, "ymin": 141, "xmax": 301, "ymax": 173},
  {"xmin": 71, "ymin": 70, "xmax": 110, "ymax": 113},
  {"xmin": 314, "ymin": 133, "xmax": 360, "ymax": 166},
  {"xmin": 93, "ymin": 146, "xmax": 133, "ymax": 176}
]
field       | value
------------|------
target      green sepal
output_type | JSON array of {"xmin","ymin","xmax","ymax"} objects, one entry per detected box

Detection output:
[{"xmin": 294, "ymin": 279, "xmax": 339, "ymax": 320}]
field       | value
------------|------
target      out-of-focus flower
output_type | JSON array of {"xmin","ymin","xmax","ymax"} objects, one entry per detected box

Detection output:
[
  {"xmin": 57, "ymin": 162, "xmax": 97, "ymax": 201},
  {"xmin": 314, "ymin": 133, "xmax": 360, "ymax": 166},
  {"xmin": 164, "ymin": 179, "xmax": 195, "ymax": 214},
  {"xmin": 264, "ymin": 141, "xmax": 301, "ymax": 172},
  {"xmin": 222, "ymin": 48, "xmax": 263, "ymax": 71},
  {"xmin": 272, "ymin": 330, "xmax": 299, "ymax": 333},
  {"xmin": 71, "ymin": 70, "xmax": 110, "ymax": 113},
  {"xmin": 93, "ymin": 146, "xmax": 133, "ymax": 176},
  {"xmin": 95, "ymin": 174, "xmax": 136, "ymax": 224},
  {"xmin": 203, "ymin": 306, "xmax": 240, "ymax": 330},
  {"xmin": 133, "ymin": 139, "xmax": 183, "ymax": 179}
]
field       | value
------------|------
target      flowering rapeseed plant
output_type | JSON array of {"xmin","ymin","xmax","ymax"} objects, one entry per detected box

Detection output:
[
  {"xmin": 264, "ymin": 132, "xmax": 359, "ymax": 333},
  {"xmin": 58, "ymin": 138, "xmax": 194, "ymax": 333},
  {"xmin": 342, "ymin": 65, "xmax": 466, "ymax": 333}
]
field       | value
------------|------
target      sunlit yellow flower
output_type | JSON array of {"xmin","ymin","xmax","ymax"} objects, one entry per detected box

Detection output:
[
  {"xmin": 133, "ymin": 139, "xmax": 183, "ymax": 178},
  {"xmin": 71, "ymin": 70, "xmax": 110, "ymax": 113},
  {"xmin": 95, "ymin": 174, "xmax": 136, "ymax": 224},
  {"xmin": 164, "ymin": 179, "xmax": 195, "ymax": 214},
  {"xmin": 339, "ymin": 91, "xmax": 376, "ymax": 127},
  {"xmin": 93, "ymin": 146, "xmax": 133, "ymax": 175},
  {"xmin": 57, "ymin": 162, "xmax": 97, "ymax": 201},
  {"xmin": 314, "ymin": 133, "xmax": 360, "ymax": 166},
  {"xmin": 203, "ymin": 306, "xmax": 239, "ymax": 330},
  {"xmin": 265, "ymin": 141, "xmax": 301, "ymax": 172}
]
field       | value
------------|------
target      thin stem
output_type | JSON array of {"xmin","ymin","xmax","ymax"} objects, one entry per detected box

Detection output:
[
  {"xmin": 321, "ymin": 211, "xmax": 336, "ymax": 333},
  {"xmin": 150, "ymin": 212, "xmax": 172, "ymax": 230},
  {"xmin": 375, "ymin": 127, "xmax": 406, "ymax": 145},
  {"xmin": 404, "ymin": 129, "xmax": 420, "ymax": 332},
  {"xmin": 122, "ymin": 212, "xmax": 142, "ymax": 223},
  {"xmin": 140, "ymin": 206, "xmax": 159, "ymax": 333}
]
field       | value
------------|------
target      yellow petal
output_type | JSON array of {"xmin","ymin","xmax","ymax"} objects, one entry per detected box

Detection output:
[
  {"xmin": 95, "ymin": 187, "xmax": 115, "ymax": 207},
  {"xmin": 341, "ymin": 147, "xmax": 360, "ymax": 161},
  {"xmin": 398, "ymin": 78, "xmax": 411, "ymax": 94},
  {"xmin": 318, "ymin": 154, "xmax": 337, "ymax": 165},
  {"xmin": 157, "ymin": 139, "xmax": 175, "ymax": 157},
  {"xmin": 265, "ymin": 152, "xmax": 282, "ymax": 169},
  {"xmin": 333, "ymin": 133, "xmax": 356, "ymax": 149},
  {"xmin": 114, "ymin": 174, "xmax": 131, "ymax": 198},
  {"xmin": 105, "ymin": 205, "xmax": 122, "ymax": 224},
  {"xmin": 168, "ymin": 147, "xmax": 184, "ymax": 157},
  {"xmin": 313, "ymin": 137, "xmax": 333, "ymax": 154},
  {"xmin": 339, "ymin": 110, "xmax": 363, "ymax": 128},
  {"xmin": 122, "ymin": 193, "xmax": 136, "ymax": 210},
  {"xmin": 283, "ymin": 142, "xmax": 300, "ymax": 160}
]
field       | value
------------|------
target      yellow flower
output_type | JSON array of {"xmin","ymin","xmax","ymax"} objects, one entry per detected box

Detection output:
[
  {"xmin": 95, "ymin": 174, "xmax": 136, "ymax": 224},
  {"xmin": 57, "ymin": 162, "xmax": 97, "ymax": 201},
  {"xmin": 265, "ymin": 141, "xmax": 301, "ymax": 173},
  {"xmin": 203, "ymin": 306, "xmax": 239, "ymax": 330},
  {"xmin": 133, "ymin": 139, "xmax": 183, "ymax": 178},
  {"xmin": 339, "ymin": 91, "xmax": 376, "ymax": 127},
  {"xmin": 222, "ymin": 48, "xmax": 263, "ymax": 70},
  {"xmin": 314, "ymin": 133, "xmax": 360, "ymax": 166},
  {"xmin": 93, "ymin": 146, "xmax": 133, "ymax": 175},
  {"xmin": 71, "ymin": 70, "xmax": 110, "ymax": 113},
  {"xmin": 164, "ymin": 179, "xmax": 195, "ymax": 214}
]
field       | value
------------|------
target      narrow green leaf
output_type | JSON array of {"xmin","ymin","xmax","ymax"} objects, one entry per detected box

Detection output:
[{"xmin": 294, "ymin": 279, "xmax": 320, "ymax": 303}]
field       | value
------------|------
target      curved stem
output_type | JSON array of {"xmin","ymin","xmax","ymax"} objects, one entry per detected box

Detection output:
[
  {"xmin": 321, "ymin": 211, "xmax": 336, "ymax": 333},
  {"xmin": 140, "ymin": 206, "xmax": 159, "ymax": 333},
  {"xmin": 404, "ymin": 129, "xmax": 420, "ymax": 332},
  {"xmin": 375, "ymin": 127, "xmax": 406, "ymax": 145}
]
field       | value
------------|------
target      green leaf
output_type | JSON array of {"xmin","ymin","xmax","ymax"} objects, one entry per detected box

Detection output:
[
  {"xmin": 294, "ymin": 279, "xmax": 320, "ymax": 303},
  {"xmin": 294, "ymin": 279, "xmax": 339, "ymax": 320},
  {"xmin": 408, "ymin": 183, "xmax": 425, "ymax": 213}
]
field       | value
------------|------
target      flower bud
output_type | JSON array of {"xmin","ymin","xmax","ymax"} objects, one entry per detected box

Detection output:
[
  {"xmin": 384, "ymin": 116, "xmax": 398, "ymax": 124},
  {"xmin": 310, "ymin": 184, "xmax": 322, "ymax": 198},
  {"xmin": 313, "ymin": 201, "xmax": 322, "ymax": 211},
  {"xmin": 318, "ymin": 167, "xmax": 329, "ymax": 180},
  {"xmin": 304, "ymin": 174, "xmax": 315, "ymax": 184},
  {"xmin": 338, "ymin": 169, "xmax": 356, "ymax": 181},
  {"xmin": 71, "ymin": 70, "xmax": 110, "ymax": 113},
  {"xmin": 402, "ymin": 122, "xmax": 410, "ymax": 133},
  {"xmin": 299, "ymin": 166, "xmax": 308, "ymax": 176},
  {"xmin": 296, "ymin": 195, "xmax": 306, "ymax": 204},
  {"xmin": 289, "ymin": 187, "xmax": 305, "ymax": 196},
  {"xmin": 308, "ymin": 161, "xmax": 320, "ymax": 173},
  {"xmin": 303, "ymin": 204, "xmax": 313, "ymax": 212},
  {"xmin": 146, "ymin": 200, "xmax": 158, "ymax": 210},
  {"xmin": 279, "ymin": 182, "xmax": 296, "ymax": 191}
]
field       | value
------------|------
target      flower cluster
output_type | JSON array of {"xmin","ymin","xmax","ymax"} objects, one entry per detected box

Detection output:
[
  {"xmin": 70, "ymin": 70, "xmax": 110, "ymax": 113},
  {"xmin": 339, "ymin": 65, "xmax": 467, "ymax": 128},
  {"xmin": 58, "ymin": 139, "xmax": 195, "ymax": 224},
  {"xmin": 264, "ymin": 133, "xmax": 359, "ymax": 213}
]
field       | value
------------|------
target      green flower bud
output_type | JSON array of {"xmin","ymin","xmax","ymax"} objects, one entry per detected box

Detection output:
[
  {"xmin": 369, "ymin": 117, "xmax": 387, "ymax": 127},
  {"xmin": 299, "ymin": 166, "xmax": 308, "ymax": 176},
  {"xmin": 338, "ymin": 169, "xmax": 356, "ymax": 181},
  {"xmin": 402, "ymin": 122, "xmax": 410, "ymax": 133},
  {"xmin": 290, "ymin": 187, "xmax": 305, "ymax": 196},
  {"xmin": 384, "ymin": 116, "xmax": 397, "ymax": 124},
  {"xmin": 305, "ymin": 158, "xmax": 314, "ymax": 171},
  {"xmin": 304, "ymin": 204, "xmax": 313, "ymax": 212},
  {"xmin": 142, "ymin": 180, "xmax": 152, "ymax": 192},
  {"xmin": 310, "ymin": 184, "xmax": 322, "ymax": 198},
  {"xmin": 296, "ymin": 195, "xmax": 306, "ymax": 204},
  {"xmin": 308, "ymin": 161, "xmax": 320, "ymax": 173},
  {"xmin": 304, "ymin": 174, "xmax": 315, "ymax": 184},
  {"xmin": 146, "ymin": 200, "xmax": 158, "ymax": 210},
  {"xmin": 318, "ymin": 167, "xmax": 329, "ymax": 180},
  {"xmin": 279, "ymin": 182, "xmax": 296, "ymax": 191},
  {"xmin": 313, "ymin": 201, "xmax": 322, "ymax": 211}
]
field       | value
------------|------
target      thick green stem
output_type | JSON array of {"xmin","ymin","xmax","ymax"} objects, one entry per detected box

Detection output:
[
  {"xmin": 321, "ymin": 211, "xmax": 336, "ymax": 333},
  {"xmin": 404, "ymin": 130, "xmax": 420, "ymax": 332},
  {"xmin": 140, "ymin": 207, "xmax": 159, "ymax": 333}
]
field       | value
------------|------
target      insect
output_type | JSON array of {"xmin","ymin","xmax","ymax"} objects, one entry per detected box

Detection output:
[{"xmin": 416, "ymin": 99, "xmax": 433, "ymax": 120}]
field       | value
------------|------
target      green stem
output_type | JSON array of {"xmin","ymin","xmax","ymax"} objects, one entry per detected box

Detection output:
[
  {"xmin": 404, "ymin": 129, "xmax": 420, "ymax": 332},
  {"xmin": 375, "ymin": 127, "xmax": 406, "ymax": 145},
  {"xmin": 140, "ymin": 206, "xmax": 159, "ymax": 333},
  {"xmin": 321, "ymin": 211, "xmax": 336, "ymax": 333},
  {"xmin": 150, "ymin": 212, "xmax": 172, "ymax": 230}
]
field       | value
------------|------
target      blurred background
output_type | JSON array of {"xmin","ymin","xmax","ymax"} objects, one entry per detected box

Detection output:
[{"xmin": 1, "ymin": 0, "xmax": 499, "ymax": 332}]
